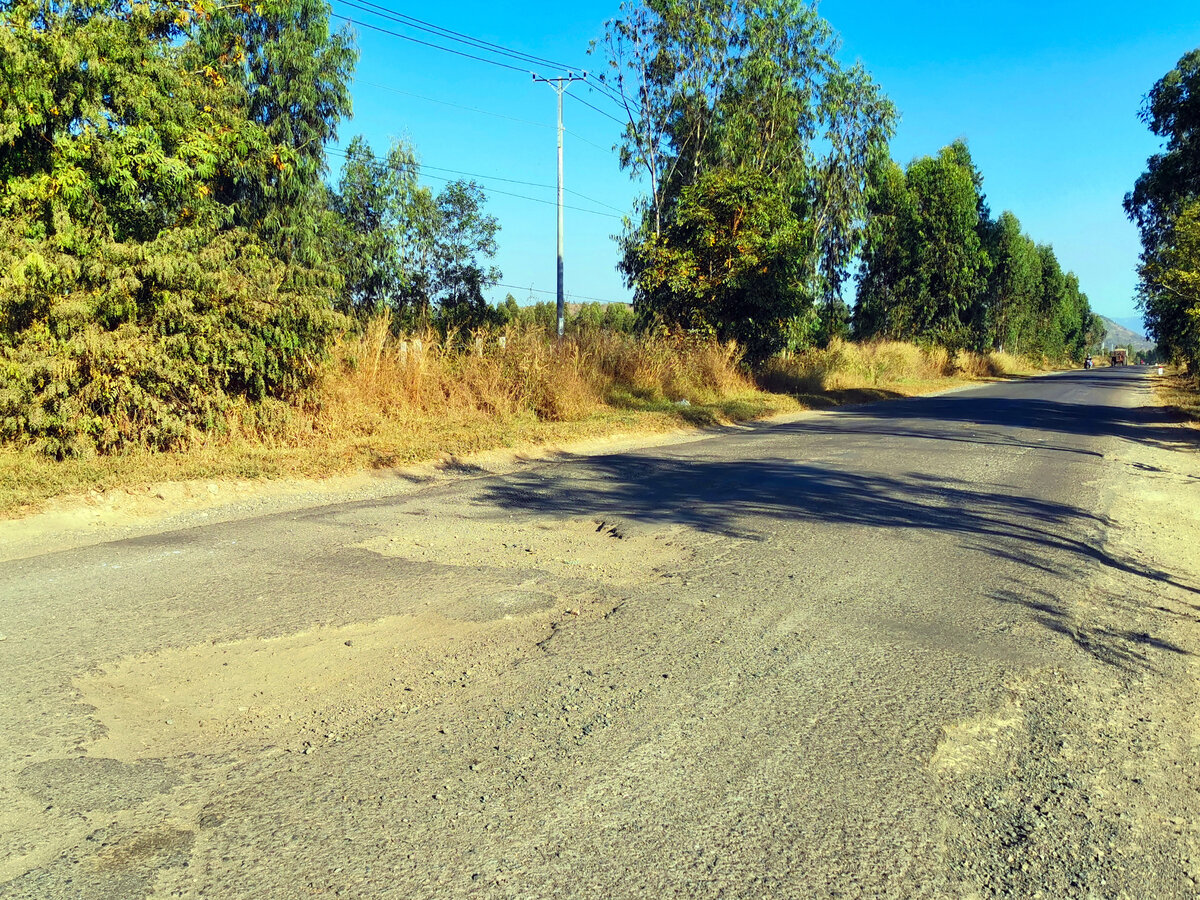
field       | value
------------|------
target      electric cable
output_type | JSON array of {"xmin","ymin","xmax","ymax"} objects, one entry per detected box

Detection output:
[
  {"xmin": 352, "ymin": 79, "xmax": 617, "ymax": 155},
  {"xmin": 566, "ymin": 91, "xmax": 627, "ymax": 126},
  {"xmin": 333, "ymin": 0, "xmax": 577, "ymax": 72},
  {"xmin": 494, "ymin": 282, "xmax": 629, "ymax": 305},
  {"xmin": 331, "ymin": 13, "xmax": 535, "ymax": 75},
  {"xmin": 325, "ymin": 147, "xmax": 624, "ymax": 219}
]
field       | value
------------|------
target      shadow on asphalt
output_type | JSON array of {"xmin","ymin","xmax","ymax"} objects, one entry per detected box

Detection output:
[
  {"xmin": 481, "ymin": 456, "xmax": 1194, "ymax": 600},
  {"xmin": 992, "ymin": 585, "xmax": 1193, "ymax": 673},
  {"xmin": 479, "ymin": 369, "xmax": 1197, "ymax": 669},
  {"xmin": 761, "ymin": 369, "xmax": 1198, "ymax": 455}
]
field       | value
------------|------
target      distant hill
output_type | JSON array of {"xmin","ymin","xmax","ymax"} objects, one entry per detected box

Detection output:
[
  {"xmin": 1098, "ymin": 316, "xmax": 1155, "ymax": 352},
  {"xmin": 1111, "ymin": 315, "xmax": 1147, "ymax": 335}
]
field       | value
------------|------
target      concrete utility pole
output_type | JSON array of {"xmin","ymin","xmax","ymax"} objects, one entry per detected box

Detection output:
[{"xmin": 533, "ymin": 72, "xmax": 585, "ymax": 339}]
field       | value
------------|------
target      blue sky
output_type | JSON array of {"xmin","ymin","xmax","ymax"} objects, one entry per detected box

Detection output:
[{"xmin": 329, "ymin": 0, "xmax": 1200, "ymax": 330}]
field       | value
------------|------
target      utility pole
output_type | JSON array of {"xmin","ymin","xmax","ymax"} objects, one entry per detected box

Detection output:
[{"xmin": 533, "ymin": 72, "xmax": 585, "ymax": 339}]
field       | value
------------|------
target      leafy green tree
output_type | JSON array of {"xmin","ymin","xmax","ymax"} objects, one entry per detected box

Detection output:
[
  {"xmin": 981, "ymin": 211, "xmax": 1042, "ymax": 353},
  {"xmin": 596, "ymin": 0, "xmax": 894, "ymax": 354},
  {"xmin": 193, "ymin": 0, "xmax": 356, "ymax": 267},
  {"xmin": 1029, "ymin": 244, "xmax": 1068, "ymax": 357},
  {"xmin": 499, "ymin": 294, "xmax": 521, "ymax": 324},
  {"xmin": 331, "ymin": 136, "xmax": 421, "ymax": 316},
  {"xmin": 1138, "ymin": 198, "xmax": 1200, "ymax": 368},
  {"xmin": 851, "ymin": 158, "xmax": 911, "ymax": 339},
  {"xmin": 1125, "ymin": 48, "xmax": 1200, "ymax": 253},
  {"xmin": 601, "ymin": 302, "xmax": 637, "ymax": 332},
  {"xmin": 0, "ymin": 0, "xmax": 339, "ymax": 457},
  {"xmin": 426, "ymin": 180, "xmax": 502, "ymax": 331},
  {"xmin": 854, "ymin": 142, "xmax": 990, "ymax": 347},
  {"xmin": 622, "ymin": 169, "xmax": 809, "ymax": 359},
  {"xmin": 1127, "ymin": 49, "xmax": 1200, "ymax": 365}
]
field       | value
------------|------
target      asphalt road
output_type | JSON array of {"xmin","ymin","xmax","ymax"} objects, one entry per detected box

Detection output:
[{"xmin": 3, "ymin": 367, "xmax": 1200, "ymax": 899}]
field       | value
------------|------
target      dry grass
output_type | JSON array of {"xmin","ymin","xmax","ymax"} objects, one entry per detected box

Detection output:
[
  {"xmin": 0, "ymin": 322, "xmax": 791, "ymax": 515},
  {"xmin": 1153, "ymin": 371, "xmax": 1200, "ymax": 422},
  {"xmin": 758, "ymin": 339, "xmax": 1037, "ymax": 396},
  {"xmin": 0, "ymin": 323, "xmax": 1054, "ymax": 516}
]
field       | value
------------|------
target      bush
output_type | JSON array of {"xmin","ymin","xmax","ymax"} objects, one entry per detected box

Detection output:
[{"xmin": 0, "ymin": 228, "xmax": 341, "ymax": 457}]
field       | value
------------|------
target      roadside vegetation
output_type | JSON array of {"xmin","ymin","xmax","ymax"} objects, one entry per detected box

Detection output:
[
  {"xmin": 1153, "ymin": 370, "xmax": 1200, "ymax": 424},
  {"xmin": 0, "ymin": 317, "xmax": 1054, "ymax": 513},
  {"xmin": 1128, "ymin": 49, "xmax": 1200, "ymax": 373},
  {"xmin": 0, "ymin": 0, "xmax": 1100, "ymax": 513}
]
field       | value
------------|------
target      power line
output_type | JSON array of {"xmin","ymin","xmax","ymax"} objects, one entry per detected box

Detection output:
[
  {"xmin": 334, "ymin": 0, "xmax": 633, "ymax": 120},
  {"xmin": 334, "ymin": 0, "xmax": 577, "ymax": 72},
  {"xmin": 420, "ymin": 163, "xmax": 627, "ymax": 214},
  {"xmin": 356, "ymin": 79, "xmax": 550, "ymax": 129},
  {"xmin": 325, "ymin": 147, "xmax": 623, "ymax": 219},
  {"xmin": 352, "ymin": 79, "xmax": 617, "ymax": 156},
  {"xmin": 331, "ymin": 13, "xmax": 534, "ymax": 75},
  {"xmin": 418, "ymin": 172, "xmax": 623, "ymax": 219},
  {"xmin": 494, "ymin": 282, "xmax": 628, "ymax": 305},
  {"xmin": 581, "ymin": 73, "xmax": 633, "ymax": 110},
  {"xmin": 338, "ymin": 0, "xmax": 633, "ymax": 116},
  {"xmin": 567, "ymin": 91, "xmax": 626, "ymax": 126}
]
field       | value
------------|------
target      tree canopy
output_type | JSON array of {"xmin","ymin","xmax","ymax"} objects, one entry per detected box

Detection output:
[
  {"xmin": 854, "ymin": 142, "xmax": 1094, "ymax": 360},
  {"xmin": 1127, "ymin": 48, "xmax": 1200, "ymax": 369},
  {"xmin": 596, "ymin": 0, "xmax": 894, "ymax": 357},
  {"xmin": 0, "ymin": 0, "xmax": 346, "ymax": 457}
]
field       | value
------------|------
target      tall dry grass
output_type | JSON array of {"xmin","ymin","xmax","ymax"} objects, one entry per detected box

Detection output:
[
  {"xmin": 297, "ymin": 318, "xmax": 755, "ymax": 444},
  {"xmin": 0, "ymin": 322, "xmax": 1051, "ymax": 514},
  {"xmin": 758, "ymin": 339, "xmax": 1030, "ymax": 395}
]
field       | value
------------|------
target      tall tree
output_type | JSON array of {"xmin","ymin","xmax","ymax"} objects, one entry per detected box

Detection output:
[
  {"xmin": 1125, "ymin": 48, "xmax": 1200, "ymax": 252},
  {"xmin": 1126, "ymin": 48, "xmax": 1200, "ymax": 365},
  {"xmin": 425, "ymin": 181, "xmax": 502, "ymax": 330},
  {"xmin": 982, "ymin": 211, "xmax": 1042, "ymax": 353},
  {"xmin": 854, "ymin": 141, "xmax": 990, "ymax": 347},
  {"xmin": 0, "ymin": 0, "xmax": 339, "ymax": 456},
  {"xmin": 1138, "ymin": 198, "xmax": 1200, "ymax": 368},
  {"xmin": 622, "ymin": 169, "xmax": 810, "ymax": 358},
  {"xmin": 596, "ymin": 0, "xmax": 894, "ymax": 356},
  {"xmin": 194, "ymin": 0, "xmax": 356, "ymax": 266},
  {"xmin": 332, "ymin": 136, "xmax": 420, "ymax": 316}
]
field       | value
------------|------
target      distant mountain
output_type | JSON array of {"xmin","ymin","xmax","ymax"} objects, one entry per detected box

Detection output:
[
  {"xmin": 1098, "ymin": 316, "xmax": 1155, "ymax": 351},
  {"xmin": 1111, "ymin": 315, "xmax": 1147, "ymax": 336}
]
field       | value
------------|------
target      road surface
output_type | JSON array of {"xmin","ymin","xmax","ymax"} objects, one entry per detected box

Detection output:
[{"xmin": 3, "ymin": 367, "xmax": 1200, "ymax": 899}]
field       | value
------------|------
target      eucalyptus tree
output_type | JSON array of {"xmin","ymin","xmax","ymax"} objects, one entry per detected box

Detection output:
[
  {"xmin": 332, "ymin": 137, "xmax": 421, "ymax": 316},
  {"xmin": 983, "ymin": 211, "xmax": 1042, "ymax": 353},
  {"xmin": 427, "ymin": 180, "xmax": 503, "ymax": 331},
  {"xmin": 594, "ymin": 0, "xmax": 894, "ymax": 355},
  {"xmin": 1125, "ymin": 48, "xmax": 1200, "ymax": 254},
  {"xmin": 854, "ymin": 142, "xmax": 990, "ymax": 347},
  {"xmin": 1137, "ymin": 199, "xmax": 1200, "ymax": 367},
  {"xmin": 1126, "ymin": 48, "xmax": 1200, "ymax": 367}
]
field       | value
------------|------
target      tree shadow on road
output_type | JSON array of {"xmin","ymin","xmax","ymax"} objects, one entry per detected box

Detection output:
[
  {"xmin": 756, "ymin": 370, "xmax": 1198, "ymax": 455},
  {"xmin": 479, "ymin": 453, "xmax": 1198, "ymax": 599},
  {"xmin": 992, "ymin": 586, "xmax": 1193, "ymax": 673}
]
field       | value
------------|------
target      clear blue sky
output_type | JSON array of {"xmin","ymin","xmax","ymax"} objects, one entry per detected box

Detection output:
[{"xmin": 330, "ymin": 0, "xmax": 1200, "ymax": 330}]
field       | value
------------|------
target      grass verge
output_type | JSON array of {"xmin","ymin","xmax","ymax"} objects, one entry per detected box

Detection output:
[
  {"xmin": 1152, "ymin": 370, "xmax": 1200, "ymax": 422},
  {"xmin": 0, "ymin": 324, "xmax": 1055, "ymax": 518}
]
